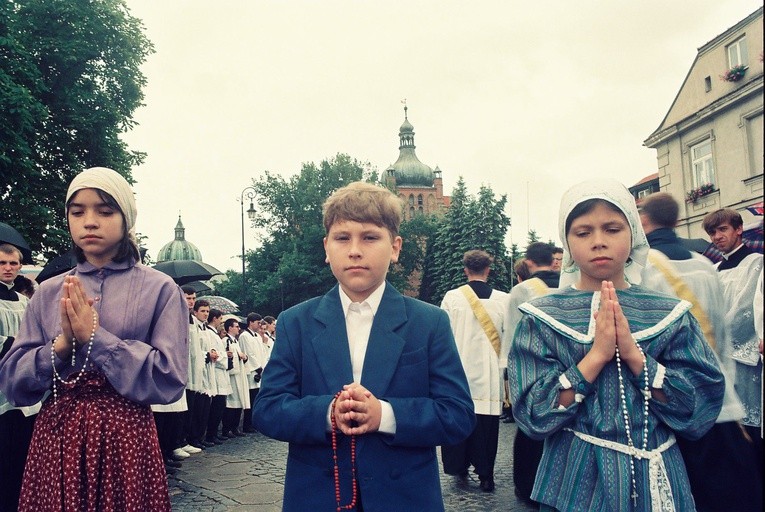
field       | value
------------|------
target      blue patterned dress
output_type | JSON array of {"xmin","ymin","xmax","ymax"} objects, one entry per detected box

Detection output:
[{"xmin": 508, "ymin": 285, "xmax": 724, "ymax": 512}]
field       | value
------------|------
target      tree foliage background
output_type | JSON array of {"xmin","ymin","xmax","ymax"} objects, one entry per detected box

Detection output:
[
  {"xmin": 214, "ymin": 154, "xmax": 380, "ymax": 315},
  {"xmin": 421, "ymin": 177, "xmax": 511, "ymax": 305},
  {"xmin": 0, "ymin": 0, "xmax": 152, "ymax": 260},
  {"xmin": 215, "ymin": 164, "xmax": 514, "ymax": 315}
]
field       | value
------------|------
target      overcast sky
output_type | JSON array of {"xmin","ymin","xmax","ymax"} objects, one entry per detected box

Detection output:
[{"xmin": 121, "ymin": 0, "xmax": 761, "ymax": 273}]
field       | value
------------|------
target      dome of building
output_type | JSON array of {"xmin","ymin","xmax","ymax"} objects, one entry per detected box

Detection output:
[
  {"xmin": 156, "ymin": 215, "xmax": 203, "ymax": 262},
  {"xmin": 388, "ymin": 106, "xmax": 434, "ymax": 187},
  {"xmin": 399, "ymin": 117, "xmax": 414, "ymax": 133}
]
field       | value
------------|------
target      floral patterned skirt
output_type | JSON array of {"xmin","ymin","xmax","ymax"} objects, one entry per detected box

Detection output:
[{"xmin": 18, "ymin": 372, "xmax": 170, "ymax": 512}]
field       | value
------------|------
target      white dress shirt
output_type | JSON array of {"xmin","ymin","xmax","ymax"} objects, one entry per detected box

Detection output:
[{"xmin": 328, "ymin": 282, "xmax": 396, "ymax": 434}]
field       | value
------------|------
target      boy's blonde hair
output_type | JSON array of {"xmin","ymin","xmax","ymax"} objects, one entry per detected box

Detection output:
[{"xmin": 322, "ymin": 182, "xmax": 404, "ymax": 238}]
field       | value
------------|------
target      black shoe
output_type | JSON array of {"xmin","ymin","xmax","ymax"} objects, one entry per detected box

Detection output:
[
  {"xmin": 221, "ymin": 431, "xmax": 235, "ymax": 439},
  {"xmin": 164, "ymin": 458, "xmax": 182, "ymax": 469},
  {"xmin": 164, "ymin": 464, "xmax": 178, "ymax": 475},
  {"xmin": 502, "ymin": 415, "xmax": 515, "ymax": 423},
  {"xmin": 201, "ymin": 440, "xmax": 215, "ymax": 447},
  {"xmin": 190, "ymin": 441, "xmax": 206, "ymax": 450},
  {"xmin": 479, "ymin": 477, "xmax": 495, "ymax": 492},
  {"xmin": 233, "ymin": 430, "xmax": 247, "ymax": 437},
  {"xmin": 215, "ymin": 436, "xmax": 228, "ymax": 443},
  {"xmin": 453, "ymin": 470, "xmax": 469, "ymax": 481}
]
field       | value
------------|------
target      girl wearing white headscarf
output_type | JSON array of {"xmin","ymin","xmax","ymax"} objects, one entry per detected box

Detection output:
[
  {"xmin": 0, "ymin": 167, "xmax": 188, "ymax": 512},
  {"xmin": 508, "ymin": 179, "xmax": 724, "ymax": 511}
]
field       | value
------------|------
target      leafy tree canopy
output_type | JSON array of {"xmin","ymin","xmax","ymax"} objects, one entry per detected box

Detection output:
[
  {"xmin": 215, "ymin": 154, "xmax": 377, "ymax": 315},
  {"xmin": 0, "ymin": 0, "xmax": 153, "ymax": 260},
  {"xmin": 422, "ymin": 178, "xmax": 511, "ymax": 304}
]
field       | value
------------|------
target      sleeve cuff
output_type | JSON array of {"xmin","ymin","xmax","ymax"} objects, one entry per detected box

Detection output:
[
  {"xmin": 378, "ymin": 400, "xmax": 397, "ymax": 434},
  {"xmin": 560, "ymin": 366, "xmax": 594, "ymax": 404},
  {"xmin": 629, "ymin": 355, "xmax": 665, "ymax": 391}
]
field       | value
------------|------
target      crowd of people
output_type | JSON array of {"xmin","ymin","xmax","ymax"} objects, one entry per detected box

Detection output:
[
  {"xmin": 0, "ymin": 171, "xmax": 762, "ymax": 512},
  {"xmin": 151, "ymin": 290, "xmax": 277, "ymax": 474},
  {"xmin": 440, "ymin": 184, "xmax": 762, "ymax": 512}
]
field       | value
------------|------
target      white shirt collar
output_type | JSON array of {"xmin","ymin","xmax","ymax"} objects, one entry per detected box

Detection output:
[
  {"xmin": 722, "ymin": 243, "xmax": 745, "ymax": 260},
  {"xmin": 339, "ymin": 282, "xmax": 386, "ymax": 317},
  {"xmin": 1, "ymin": 281, "xmax": 13, "ymax": 290}
]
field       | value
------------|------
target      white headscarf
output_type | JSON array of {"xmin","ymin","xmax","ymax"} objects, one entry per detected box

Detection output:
[
  {"xmin": 66, "ymin": 167, "xmax": 139, "ymax": 251},
  {"xmin": 558, "ymin": 178, "xmax": 648, "ymax": 288}
]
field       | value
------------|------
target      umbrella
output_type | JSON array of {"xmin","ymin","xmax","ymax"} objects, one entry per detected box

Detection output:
[
  {"xmin": 0, "ymin": 221, "xmax": 33, "ymax": 264},
  {"xmin": 186, "ymin": 280, "xmax": 213, "ymax": 294},
  {"xmin": 153, "ymin": 260, "xmax": 223, "ymax": 285},
  {"xmin": 36, "ymin": 249, "xmax": 77, "ymax": 283},
  {"xmin": 199, "ymin": 295, "xmax": 239, "ymax": 314},
  {"xmin": 36, "ymin": 247, "xmax": 150, "ymax": 284},
  {"xmin": 746, "ymin": 201, "xmax": 763, "ymax": 216}
]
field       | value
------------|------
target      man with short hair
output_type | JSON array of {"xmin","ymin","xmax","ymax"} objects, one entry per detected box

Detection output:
[
  {"xmin": 238, "ymin": 313, "xmax": 265, "ymax": 433},
  {"xmin": 505, "ymin": 241, "xmax": 559, "ymax": 505},
  {"xmin": 204, "ymin": 308, "xmax": 231, "ymax": 443},
  {"xmin": 642, "ymin": 194, "xmax": 761, "ymax": 511},
  {"xmin": 222, "ymin": 318, "xmax": 249, "ymax": 437},
  {"xmin": 551, "ymin": 247, "xmax": 563, "ymax": 273},
  {"xmin": 179, "ymin": 286, "xmax": 206, "ymax": 452},
  {"xmin": 703, "ymin": 208, "xmax": 763, "ymax": 471},
  {"xmin": 440, "ymin": 249, "xmax": 511, "ymax": 492},
  {"xmin": 191, "ymin": 300, "xmax": 216, "ymax": 448},
  {"xmin": 0, "ymin": 243, "xmax": 41, "ymax": 511}
]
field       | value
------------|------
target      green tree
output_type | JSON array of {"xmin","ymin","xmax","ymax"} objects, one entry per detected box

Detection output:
[
  {"xmin": 218, "ymin": 154, "xmax": 376, "ymax": 315},
  {"xmin": 0, "ymin": 0, "xmax": 153, "ymax": 259},
  {"xmin": 526, "ymin": 229, "xmax": 540, "ymax": 246},
  {"xmin": 387, "ymin": 212, "xmax": 441, "ymax": 295},
  {"xmin": 423, "ymin": 178, "xmax": 511, "ymax": 305}
]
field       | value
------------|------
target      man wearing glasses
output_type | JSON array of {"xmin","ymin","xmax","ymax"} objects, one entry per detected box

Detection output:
[{"xmin": 0, "ymin": 243, "xmax": 41, "ymax": 512}]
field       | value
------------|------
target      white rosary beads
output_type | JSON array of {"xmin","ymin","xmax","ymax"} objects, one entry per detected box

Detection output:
[
  {"xmin": 51, "ymin": 310, "xmax": 98, "ymax": 402},
  {"xmin": 614, "ymin": 340, "xmax": 650, "ymax": 507}
]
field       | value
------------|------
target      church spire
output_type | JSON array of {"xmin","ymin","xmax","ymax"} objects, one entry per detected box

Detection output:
[{"xmin": 174, "ymin": 215, "xmax": 186, "ymax": 241}]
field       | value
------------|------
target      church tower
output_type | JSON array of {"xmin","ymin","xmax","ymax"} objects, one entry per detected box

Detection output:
[
  {"xmin": 156, "ymin": 215, "xmax": 203, "ymax": 262},
  {"xmin": 385, "ymin": 105, "xmax": 450, "ymax": 220}
]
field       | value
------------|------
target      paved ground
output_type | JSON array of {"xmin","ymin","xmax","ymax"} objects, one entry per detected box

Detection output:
[{"xmin": 168, "ymin": 420, "xmax": 538, "ymax": 511}]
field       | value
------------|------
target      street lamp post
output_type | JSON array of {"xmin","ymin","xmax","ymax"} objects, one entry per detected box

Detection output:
[
  {"xmin": 240, "ymin": 186, "xmax": 257, "ymax": 314},
  {"xmin": 279, "ymin": 276, "xmax": 284, "ymax": 312}
]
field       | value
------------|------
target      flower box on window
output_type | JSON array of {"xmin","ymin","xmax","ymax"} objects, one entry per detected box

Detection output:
[
  {"xmin": 686, "ymin": 183, "xmax": 716, "ymax": 203},
  {"xmin": 720, "ymin": 65, "xmax": 747, "ymax": 82}
]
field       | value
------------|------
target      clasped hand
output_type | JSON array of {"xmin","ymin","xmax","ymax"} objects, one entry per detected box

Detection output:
[
  {"xmin": 333, "ymin": 383, "xmax": 382, "ymax": 436},
  {"xmin": 592, "ymin": 280, "xmax": 644, "ymax": 375},
  {"xmin": 54, "ymin": 276, "xmax": 98, "ymax": 359}
]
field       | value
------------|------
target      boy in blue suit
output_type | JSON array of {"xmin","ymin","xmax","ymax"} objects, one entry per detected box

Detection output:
[{"xmin": 253, "ymin": 181, "xmax": 475, "ymax": 511}]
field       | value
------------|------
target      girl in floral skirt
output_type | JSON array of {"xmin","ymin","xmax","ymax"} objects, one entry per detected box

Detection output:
[{"xmin": 0, "ymin": 167, "xmax": 188, "ymax": 511}]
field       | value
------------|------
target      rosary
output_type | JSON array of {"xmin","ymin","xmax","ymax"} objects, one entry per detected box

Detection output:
[
  {"xmin": 50, "ymin": 310, "xmax": 98, "ymax": 403},
  {"xmin": 614, "ymin": 341, "xmax": 650, "ymax": 507},
  {"xmin": 330, "ymin": 391, "xmax": 358, "ymax": 512}
]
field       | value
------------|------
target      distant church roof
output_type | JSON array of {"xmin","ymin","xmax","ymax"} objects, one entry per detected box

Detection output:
[
  {"xmin": 386, "ymin": 106, "xmax": 434, "ymax": 187},
  {"xmin": 156, "ymin": 215, "xmax": 203, "ymax": 262}
]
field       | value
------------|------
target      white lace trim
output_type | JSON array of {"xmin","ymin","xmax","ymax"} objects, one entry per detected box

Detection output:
[
  {"xmin": 519, "ymin": 295, "xmax": 692, "ymax": 345},
  {"xmin": 519, "ymin": 302, "xmax": 592, "ymax": 343},
  {"xmin": 652, "ymin": 363, "xmax": 666, "ymax": 389},
  {"xmin": 566, "ymin": 429, "xmax": 677, "ymax": 511}
]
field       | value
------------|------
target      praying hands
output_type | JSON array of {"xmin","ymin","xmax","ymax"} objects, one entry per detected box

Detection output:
[
  {"xmin": 332, "ymin": 383, "xmax": 382, "ymax": 436},
  {"xmin": 53, "ymin": 276, "xmax": 98, "ymax": 359}
]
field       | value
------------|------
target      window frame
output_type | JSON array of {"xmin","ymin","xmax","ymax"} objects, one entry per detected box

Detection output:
[
  {"xmin": 689, "ymin": 138, "xmax": 716, "ymax": 189},
  {"xmin": 726, "ymin": 36, "xmax": 748, "ymax": 68}
]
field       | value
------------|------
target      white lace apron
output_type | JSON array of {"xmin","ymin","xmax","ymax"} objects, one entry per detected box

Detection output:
[{"xmin": 566, "ymin": 428, "xmax": 677, "ymax": 512}]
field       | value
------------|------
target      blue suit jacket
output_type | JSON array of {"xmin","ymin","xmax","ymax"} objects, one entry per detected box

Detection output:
[{"xmin": 253, "ymin": 283, "xmax": 475, "ymax": 512}]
